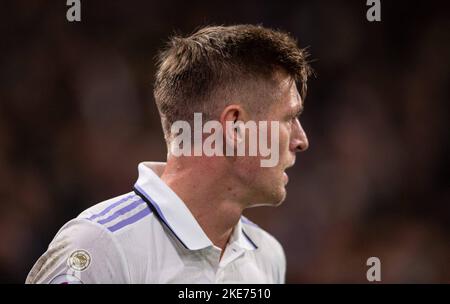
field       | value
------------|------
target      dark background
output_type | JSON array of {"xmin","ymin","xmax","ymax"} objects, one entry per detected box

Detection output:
[{"xmin": 0, "ymin": 0, "xmax": 449, "ymax": 283}]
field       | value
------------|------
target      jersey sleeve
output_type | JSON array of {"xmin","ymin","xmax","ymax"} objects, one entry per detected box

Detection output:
[{"xmin": 26, "ymin": 218, "xmax": 130, "ymax": 284}]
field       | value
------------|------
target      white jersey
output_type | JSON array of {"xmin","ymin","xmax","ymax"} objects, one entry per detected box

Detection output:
[{"xmin": 26, "ymin": 162, "xmax": 286, "ymax": 284}]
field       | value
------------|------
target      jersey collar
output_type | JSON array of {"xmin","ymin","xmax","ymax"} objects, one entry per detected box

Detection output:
[{"xmin": 133, "ymin": 161, "xmax": 257, "ymax": 251}]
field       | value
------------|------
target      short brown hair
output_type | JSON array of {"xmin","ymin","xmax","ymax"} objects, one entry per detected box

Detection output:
[{"xmin": 154, "ymin": 24, "xmax": 311, "ymax": 139}]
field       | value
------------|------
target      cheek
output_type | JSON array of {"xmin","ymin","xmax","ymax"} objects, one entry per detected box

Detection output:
[
  {"xmin": 279, "ymin": 124, "xmax": 291, "ymax": 151},
  {"xmin": 235, "ymin": 157, "xmax": 261, "ymax": 180},
  {"xmin": 266, "ymin": 121, "xmax": 289, "ymax": 145}
]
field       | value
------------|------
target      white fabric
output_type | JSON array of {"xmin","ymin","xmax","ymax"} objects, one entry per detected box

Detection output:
[{"xmin": 26, "ymin": 162, "xmax": 286, "ymax": 283}]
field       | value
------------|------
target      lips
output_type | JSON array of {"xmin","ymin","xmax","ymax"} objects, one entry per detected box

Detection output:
[
  {"xmin": 285, "ymin": 161, "xmax": 296, "ymax": 171},
  {"xmin": 283, "ymin": 161, "xmax": 295, "ymax": 184},
  {"xmin": 283, "ymin": 171, "xmax": 289, "ymax": 184}
]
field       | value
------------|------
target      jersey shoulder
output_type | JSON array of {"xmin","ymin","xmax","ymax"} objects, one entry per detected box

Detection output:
[
  {"xmin": 26, "ymin": 217, "xmax": 129, "ymax": 283},
  {"xmin": 27, "ymin": 192, "xmax": 157, "ymax": 284},
  {"xmin": 77, "ymin": 191, "xmax": 154, "ymax": 234}
]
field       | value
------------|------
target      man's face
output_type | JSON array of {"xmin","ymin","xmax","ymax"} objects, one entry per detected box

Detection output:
[{"xmin": 235, "ymin": 75, "xmax": 309, "ymax": 207}]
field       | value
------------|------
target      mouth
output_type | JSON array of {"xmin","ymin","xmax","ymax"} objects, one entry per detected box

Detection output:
[
  {"xmin": 283, "ymin": 171, "xmax": 289, "ymax": 184},
  {"xmin": 283, "ymin": 161, "xmax": 296, "ymax": 185}
]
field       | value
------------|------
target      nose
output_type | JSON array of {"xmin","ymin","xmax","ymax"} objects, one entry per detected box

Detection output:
[{"xmin": 290, "ymin": 118, "xmax": 309, "ymax": 153}]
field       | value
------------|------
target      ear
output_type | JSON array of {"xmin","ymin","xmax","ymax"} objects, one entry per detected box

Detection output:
[{"xmin": 219, "ymin": 105, "xmax": 247, "ymax": 153}]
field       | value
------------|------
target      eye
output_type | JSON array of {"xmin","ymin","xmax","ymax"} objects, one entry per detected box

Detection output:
[
  {"xmin": 286, "ymin": 109, "xmax": 302, "ymax": 122},
  {"xmin": 286, "ymin": 115, "xmax": 296, "ymax": 122},
  {"xmin": 288, "ymin": 116, "xmax": 298, "ymax": 126},
  {"xmin": 291, "ymin": 108, "xmax": 303, "ymax": 121}
]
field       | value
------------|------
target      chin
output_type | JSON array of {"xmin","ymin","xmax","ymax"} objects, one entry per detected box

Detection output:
[
  {"xmin": 273, "ymin": 187, "xmax": 287, "ymax": 206},
  {"xmin": 270, "ymin": 175, "xmax": 288, "ymax": 204},
  {"xmin": 250, "ymin": 183, "xmax": 286, "ymax": 207}
]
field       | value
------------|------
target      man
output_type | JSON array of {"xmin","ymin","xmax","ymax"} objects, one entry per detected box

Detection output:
[{"xmin": 26, "ymin": 24, "xmax": 310, "ymax": 283}]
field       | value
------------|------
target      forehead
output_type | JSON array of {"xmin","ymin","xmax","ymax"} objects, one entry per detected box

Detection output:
[{"xmin": 272, "ymin": 74, "xmax": 303, "ymax": 113}]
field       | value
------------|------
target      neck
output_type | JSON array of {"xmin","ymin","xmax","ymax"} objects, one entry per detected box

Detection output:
[{"xmin": 160, "ymin": 156, "xmax": 245, "ymax": 251}]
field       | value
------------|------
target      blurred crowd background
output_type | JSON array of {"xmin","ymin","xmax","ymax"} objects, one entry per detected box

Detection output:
[{"xmin": 0, "ymin": 0, "xmax": 449, "ymax": 283}]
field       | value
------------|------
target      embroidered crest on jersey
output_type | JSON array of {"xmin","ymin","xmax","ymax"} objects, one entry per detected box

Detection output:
[{"xmin": 67, "ymin": 249, "xmax": 91, "ymax": 271}]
